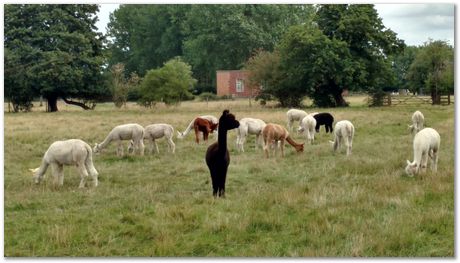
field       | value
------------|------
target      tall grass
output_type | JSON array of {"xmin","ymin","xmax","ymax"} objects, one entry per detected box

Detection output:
[{"xmin": 4, "ymin": 97, "xmax": 454, "ymax": 256}]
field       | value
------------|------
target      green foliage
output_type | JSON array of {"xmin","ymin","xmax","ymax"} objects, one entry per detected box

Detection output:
[
  {"xmin": 110, "ymin": 63, "xmax": 141, "ymax": 108},
  {"xmin": 390, "ymin": 46, "xmax": 421, "ymax": 91},
  {"xmin": 407, "ymin": 40, "xmax": 454, "ymax": 104},
  {"xmin": 4, "ymin": 4, "xmax": 107, "ymax": 112},
  {"xmin": 198, "ymin": 92, "xmax": 218, "ymax": 101},
  {"xmin": 138, "ymin": 58, "xmax": 196, "ymax": 106}
]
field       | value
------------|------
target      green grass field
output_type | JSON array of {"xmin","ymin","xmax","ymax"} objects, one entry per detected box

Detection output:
[{"xmin": 4, "ymin": 97, "xmax": 454, "ymax": 257}]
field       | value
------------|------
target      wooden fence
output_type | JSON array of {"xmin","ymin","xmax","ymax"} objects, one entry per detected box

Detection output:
[{"xmin": 372, "ymin": 94, "xmax": 454, "ymax": 106}]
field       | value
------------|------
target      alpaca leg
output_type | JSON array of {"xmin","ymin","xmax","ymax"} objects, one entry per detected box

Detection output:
[
  {"xmin": 287, "ymin": 119, "xmax": 293, "ymax": 131},
  {"xmin": 57, "ymin": 165, "xmax": 65, "ymax": 186},
  {"xmin": 194, "ymin": 127, "xmax": 200, "ymax": 144},
  {"xmin": 431, "ymin": 149, "xmax": 438, "ymax": 172},
  {"xmin": 147, "ymin": 138, "xmax": 154, "ymax": 154},
  {"xmin": 280, "ymin": 140, "xmax": 285, "ymax": 157},
  {"xmin": 344, "ymin": 137, "xmax": 350, "ymax": 156},
  {"xmin": 138, "ymin": 139, "xmax": 145, "ymax": 156},
  {"xmin": 85, "ymin": 159, "xmax": 99, "ymax": 187},
  {"xmin": 203, "ymin": 131, "xmax": 209, "ymax": 142},
  {"xmin": 347, "ymin": 136, "xmax": 353, "ymax": 155},
  {"xmin": 117, "ymin": 140, "xmax": 124, "ymax": 157},
  {"xmin": 168, "ymin": 137, "xmax": 176, "ymax": 153},
  {"xmin": 153, "ymin": 140, "xmax": 159, "ymax": 154},
  {"xmin": 421, "ymin": 152, "xmax": 428, "ymax": 173},
  {"xmin": 209, "ymin": 170, "xmax": 219, "ymax": 197},
  {"xmin": 50, "ymin": 163, "xmax": 62, "ymax": 186},
  {"xmin": 77, "ymin": 161, "xmax": 89, "ymax": 188},
  {"xmin": 217, "ymin": 165, "xmax": 229, "ymax": 198}
]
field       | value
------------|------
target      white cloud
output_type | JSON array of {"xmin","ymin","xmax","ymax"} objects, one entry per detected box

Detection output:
[{"xmin": 375, "ymin": 3, "xmax": 455, "ymax": 46}]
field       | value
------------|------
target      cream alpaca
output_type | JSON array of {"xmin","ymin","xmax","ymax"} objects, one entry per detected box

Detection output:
[
  {"xmin": 286, "ymin": 109, "xmax": 308, "ymax": 131},
  {"xmin": 298, "ymin": 115, "xmax": 317, "ymax": 144},
  {"xmin": 408, "ymin": 110, "xmax": 425, "ymax": 134},
  {"xmin": 236, "ymin": 117, "xmax": 267, "ymax": 152},
  {"xmin": 330, "ymin": 120, "xmax": 355, "ymax": 156},
  {"xmin": 128, "ymin": 123, "xmax": 175, "ymax": 154},
  {"xmin": 29, "ymin": 139, "xmax": 98, "ymax": 188},
  {"xmin": 405, "ymin": 127, "xmax": 440, "ymax": 176},
  {"xmin": 94, "ymin": 123, "xmax": 144, "ymax": 157}
]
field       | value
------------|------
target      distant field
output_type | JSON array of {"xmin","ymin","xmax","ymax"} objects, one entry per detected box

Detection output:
[{"xmin": 4, "ymin": 97, "xmax": 454, "ymax": 256}]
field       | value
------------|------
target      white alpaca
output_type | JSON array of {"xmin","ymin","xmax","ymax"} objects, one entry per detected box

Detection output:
[
  {"xmin": 405, "ymin": 127, "xmax": 440, "ymax": 176},
  {"xmin": 408, "ymin": 110, "xmax": 425, "ymax": 134},
  {"xmin": 286, "ymin": 109, "xmax": 308, "ymax": 131},
  {"xmin": 177, "ymin": 115, "xmax": 218, "ymax": 139},
  {"xmin": 330, "ymin": 120, "xmax": 355, "ymax": 156},
  {"xmin": 298, "ymin": 115, "xmax": 317, "ymax": 144},
  {"xmin": 236, "ymin": 117, "xmax": 267, "ymax": 152},
  {"xmin": 93, "ymin": 123, "xmax": 145, "ymax": 157},
  {"xmin": 128, "ymin": 123, "xmax": 175, "ymax": 154},
  {"xmin": 29, "ymin": 139, "xmax": 98, "ymax": 188}
]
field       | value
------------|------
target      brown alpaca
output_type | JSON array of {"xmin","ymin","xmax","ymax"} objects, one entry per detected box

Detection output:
[
  {"xmin": 193, "ymin": 117, "xmax": 218, "ymax": 144},
  {"xmin": 262, "ymin": 123, "xmax": 304, "ymax": 158}
]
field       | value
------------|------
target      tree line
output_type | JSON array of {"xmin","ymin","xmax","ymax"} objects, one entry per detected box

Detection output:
[{"xmin": 4, "ymin": 4, "xmax": 454, "ymax": 112}]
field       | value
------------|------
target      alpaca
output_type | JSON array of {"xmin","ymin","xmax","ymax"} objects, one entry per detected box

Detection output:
[
  {"xmin": 236, "ymin": 117, "xmax": 267, "ymax": 152},
  {"xmin": 408, "ymin": 110, "xmax": 425, "ymax": 134},
  {"xmin": 205, "ymin": 110, "xmax": 240, "ymax": 197},
  {"xmin": 330, "ymin": 120, "xmax": 355, "ymax": 156},
  {"xmin": 128, "ymin": 123, "xmax": 175, "ymax": 154},
  {"xmin": 405, "ymin": 127, "xmax": 440, "ymax": 176},
  {"xmin": 193, "ymin": 117, "xmax": 219, "ymax": 144},
  {"xmin": 286, "ymin": 109, "xmax": 308, "ymax": 131},
  {"xmin": 313, "ymin": 112, "xmax": 334, "ymax": 133},
  {"xmin": 298, "ymin": 115, "xmax": 317, "ymax": 144},
  {"xmin": 177, "ymin": 115, "xmax": 218, "ymax": 139},
  {"xmin": 93, "ymin": 123, "xmax": 144, "ymax": 157},
  {"xmin": 262, "ymin": 123, "xmax": 304, "ymax": 158},
  {"xmin": 29, "ymin": 139, "xmax": 98, "ymax": 188}
]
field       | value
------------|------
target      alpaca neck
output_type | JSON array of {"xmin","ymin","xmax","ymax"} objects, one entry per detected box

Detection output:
[
  {"xmin": 98, "ymin": 134, "xmax": 113, "ymax": 149},
  {"xmin": 286, "ymin": 136, "xmax": 300, "ymax": 148},
  {"xmin": 217, "ymin": 125, "xmax": 228, "ymax": 153}
]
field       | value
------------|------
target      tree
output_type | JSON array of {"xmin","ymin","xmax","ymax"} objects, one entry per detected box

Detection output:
[
  {"xmin": 4, "ymin": 4, "xmax": 107, "ymax": 112},
  {"xmin": 390, "ymin": 46, "xmax": 421, "ymax": 91},
  {"xmin": 138, "ymin": 57, "xmax": 196, "ymax": 107},
  {"xmin": 276, "ymin": 25, "xmax": 357, "ymax": 107},
  {"xmin": 183, "ymin": 4, "xmax": 314, "ymax": 92},
  {"xmin": 106, "ymin": 5, "xmax": 189, "ymax": 76},
  {"xmin": 407, "ymin": 40, "xmax": 454, "ymax": 104},
  {"xmin": 315, "ymin": 4, "xmax": 405, "ymax": 106}
]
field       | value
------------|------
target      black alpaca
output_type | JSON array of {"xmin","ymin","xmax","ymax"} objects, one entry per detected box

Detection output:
[
  {"xmin": 313, "ymin": 112, "xmax": 334, "ymax": 133},
  {"xmin": 205, "ymin": 110, "xmax": 240, "ymax": 197}
]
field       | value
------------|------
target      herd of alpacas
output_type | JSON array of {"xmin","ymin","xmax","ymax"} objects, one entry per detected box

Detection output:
[{"xmin": 30, "ymin": 108, "xmax": 440, "ymax": 197}]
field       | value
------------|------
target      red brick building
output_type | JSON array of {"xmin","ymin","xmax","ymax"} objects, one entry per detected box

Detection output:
[{"xmin": 216, "ymin": 70, "xmax": 260, "ymax": 98}]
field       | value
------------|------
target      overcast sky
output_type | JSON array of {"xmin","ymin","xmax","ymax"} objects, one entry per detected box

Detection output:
[{"xmin": 95, "ymin": 3, "xmax": 456, "ymax": 47}]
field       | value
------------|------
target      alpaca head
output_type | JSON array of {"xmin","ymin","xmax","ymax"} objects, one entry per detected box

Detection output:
[
  {"xmin": 93, "ymin": 143, "xmax": 101, "ymax": 154},
  {"xmin": 220, "ymin": 110, "xmax": 240, "ymax": 130},
  {"xmin": 405, "ymin": 160, "xmax": 418, "ymax": 176},
  {"xmin": 210, "ymin": 123, "xmax": 219, "ymax": 133},
  {"xmin": 29, "ymin": 168, "xmax": 40, "ymax": 183},
  {"xmin": 296, "ymin": 143, "xmax": 304, "ymax": 153}
]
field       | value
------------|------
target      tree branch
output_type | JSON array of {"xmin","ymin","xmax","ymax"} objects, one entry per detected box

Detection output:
[{"xmin": 62, "ymin": 98, "xmax": 96, "ymax": 110}]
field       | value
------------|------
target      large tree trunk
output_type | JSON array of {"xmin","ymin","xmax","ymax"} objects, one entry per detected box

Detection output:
[
  {"xmin": 46, "ymin": 95, "xmax": 59, "ymax": 112},
  {"xmin": 333, "ymin": 91, "xmax": 349, "ymax": 107}
]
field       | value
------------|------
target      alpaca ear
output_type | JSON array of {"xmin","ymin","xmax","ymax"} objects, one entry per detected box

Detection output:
[
  {"xmin": 223, "ymin": 109, "xmax": 229, "ymax": 115},
  {"xmin": 406, "ymin": 160, "xmax": 411, "ymax": 165},
  {"xmin": 29, "ymin": 168, "xmax": 39, "ymax": 174}
]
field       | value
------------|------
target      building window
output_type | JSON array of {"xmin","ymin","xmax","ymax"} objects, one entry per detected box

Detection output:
[{"xmin": 236, "ymin": 79, "xmax": 244, "ymax": 92}]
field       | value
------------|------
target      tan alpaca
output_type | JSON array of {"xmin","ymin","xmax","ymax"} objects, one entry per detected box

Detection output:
[{"xmin": 262, "ymin": 123, "xmax": 304, "ymax": 158}]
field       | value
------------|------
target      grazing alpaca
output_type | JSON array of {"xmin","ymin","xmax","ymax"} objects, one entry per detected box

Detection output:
[
  {"xmin": 408, "ymin": 110, "xmax": 425, "ymax": 134},
  {"xmin": 286, "ymin": 109, "xmax": 308, "ymax": 131},
  {"xmin": 193, "ymin": 117, "xmax": 219, "ymax": 144},
  {"xmin": 93, "ymin": 123, "xmax": 144, "ymax": 157},
  {"xmin": 298, "ymin": 115, "xmax": 317, "ymax": 144},
  {"xmin": 405, "ymin": 128, "xmax": 440, "ymax": 176},
  {"xmin": 177, "ymin": 115, "xmax": 218, "ymax": 139},
  {"xmin": 128, "ymin": 123, "xmax": 175, "ymax": 154},
  {"xmin": 330, "ymin": 120, "xmax": 355, "ymax": 156},
  {"xmin": 313, "ymin": 112, "xmax": 334, "ymax": 133},
  {"xmin": 236, "ymin": 117, "xmax": 267, "ymax": 152},
  {"xmin": 262, "ymin": 123, "xmax": 304, "ymax": 158},
  {"xmin": 29, "ymin": 139, "xmax": 98, "ymax": 188},
  {"xmin": 205, "ymin": 110, "xmax": 240, "ymax": 197}
]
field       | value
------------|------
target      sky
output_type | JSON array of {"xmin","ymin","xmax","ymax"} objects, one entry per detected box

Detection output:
[{"xmin": 95, "ymin": 3, "xmax": 456, "ymax": 47}]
